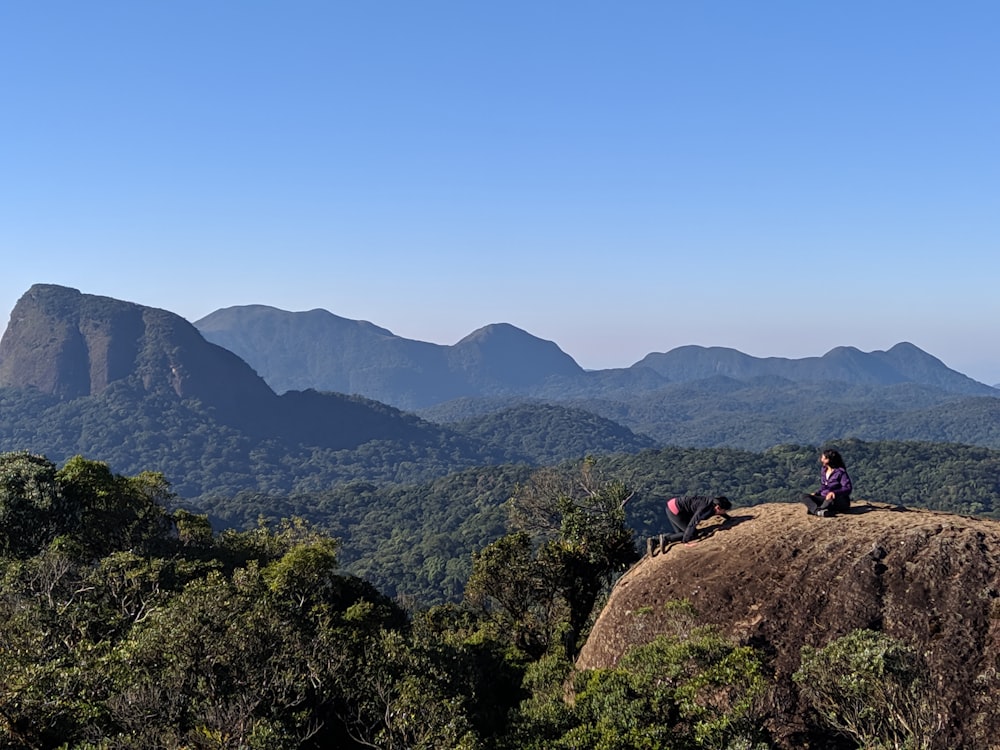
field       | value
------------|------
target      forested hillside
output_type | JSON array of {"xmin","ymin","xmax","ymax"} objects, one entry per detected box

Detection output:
[
  {"xmin": 4, "ymin": 449, "xmax": 998, "ymax": 749},
  {"xmin": 430, "ymin": 380, "xmax": 1000, "ymax": 450},
  {"xmin": 0, "ymin": 383, "xmax": 496, "ymax": 498},
  {"xmin": 0, "ymin": 383, "xmax": 658, "ymax": 501},
  {"xmin": 201, "ymin": 438, "xmax": 1000, "ymax": 604}
]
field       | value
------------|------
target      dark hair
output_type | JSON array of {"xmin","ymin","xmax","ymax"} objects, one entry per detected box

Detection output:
[
  {"xmin": 714, "ymin": 496, "xmax": 732, "ymax": 511},
  {"xmin": 822, "ymin": 449, "xmax": 846, "ymax": 469}
]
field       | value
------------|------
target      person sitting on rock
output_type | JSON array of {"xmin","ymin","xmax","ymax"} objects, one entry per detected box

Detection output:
[
  {"xmin": 664, "ymin": 495, "xmax": 732, "ymax": 544},
  {"xmin": 801, "ymin": 448, "xmax": 853, "ymax": 517}
]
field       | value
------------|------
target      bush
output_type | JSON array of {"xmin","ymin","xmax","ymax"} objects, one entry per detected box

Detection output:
[{"xmin": 793, "ymin": 629, "xmax": 943, "ymax": 750}]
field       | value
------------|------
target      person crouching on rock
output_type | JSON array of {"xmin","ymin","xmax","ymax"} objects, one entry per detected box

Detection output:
[
  {"xmin": 801, "ymin": 448, "xmax": 852, "ymax": 517},
  {"xmin": 665, "ymin": 495, "xmax": 732, "ymax": 545}
]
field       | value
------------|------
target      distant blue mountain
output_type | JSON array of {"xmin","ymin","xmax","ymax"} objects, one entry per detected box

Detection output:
[
  {"xmin": 4, "ymin": 285, "xmax": 1000, "ymax": 493},
  {"xmin": 0, "ymin": 286, "xmax": 660, "ymax": 496},
  {"xmin": 634, "ymin": 343, "xmax": 993, "ymax": 396},
  {"xmin": 196, "ymin": 306, "xmax": 585, "ymax": 408},
  {"xmin": 195, "ymin": 306, "xmax": 996, "ymax": 409}
]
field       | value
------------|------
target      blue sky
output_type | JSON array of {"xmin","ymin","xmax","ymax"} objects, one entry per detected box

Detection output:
[{"xmin": 3, "ymin": 2, "xmax": 999, "ymax": 383}]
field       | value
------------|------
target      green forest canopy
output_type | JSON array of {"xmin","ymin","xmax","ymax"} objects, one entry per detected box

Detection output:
[
  {"xmin": 3, "ymin": 447, "xmax": 983, "ymax": 749},
  {"xmin": 189, "ymin": 438, "xmax": 1000, "ymax": 605}
]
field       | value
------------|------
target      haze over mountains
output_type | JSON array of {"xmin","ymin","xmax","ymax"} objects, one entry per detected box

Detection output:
[
  {"xmin": 3, "ymin": 283, "xmax": 1000, "ymax": 502},
  {"xmin": 195, "ymin": 303, "xmax": 996, "ymax": 409},
  {"xmin": 0, "ymin": 284, "xmax": 444, "ymax": 449},
  {"xmin": 0, "ymin": 285, "xmax": 657, "ymax": 498},
  {"xmin": 193, "ymin": 302, "xmax": 1000, "ymax": 452},
  {"xmin": 194, "ymin": 305, "xmax": 587, "ymax": 409},
  {"xmin": 3, "ymin": 283, "xmax": 1000, "ymax": 605}
]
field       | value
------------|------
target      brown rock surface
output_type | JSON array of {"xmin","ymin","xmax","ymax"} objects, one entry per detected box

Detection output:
[
  {"xmin": 578, "ymin": 501, "xmax": 1000, "ymax": 749},
  {"xmin": 0, "ymin": 284, "xmax": 274, "ymax": 406}
]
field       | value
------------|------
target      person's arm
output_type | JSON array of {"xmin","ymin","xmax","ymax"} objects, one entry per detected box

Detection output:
[
  {"xmin": 822, "ymin": 469, "xmax": 852, "ymax": 502},
  {"xmin": 832, "ymin": 469, "xmax": 852, "ymax": 498},
  {"xmin": 682, "ymin": 502, "xmax": 715, "ymax": 543}
]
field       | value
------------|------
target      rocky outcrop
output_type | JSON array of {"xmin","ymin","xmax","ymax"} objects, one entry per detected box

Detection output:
[
  {"xmin": 0, "ymin": 284, "xmax": 477, "ymax": 456},
  {"xmin": 0, "ymin": 284, "xmax": 275, "ymax": 411},
  {"xmin": 578, "ymin": 502, "xmax": 1000, "ymax": 749}
]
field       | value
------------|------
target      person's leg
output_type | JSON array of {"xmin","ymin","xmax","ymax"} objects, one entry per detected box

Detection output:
[
  {"xmin": 801, "ymin": 493, "xmax": 824, "ymax": 515},
  {"xmin": 829, "ymin": 496, "xmax": 850, "ymax": 515},
  {"xmin": 665, "ymin": 506, "xmax": 686, "ymax": 541}
]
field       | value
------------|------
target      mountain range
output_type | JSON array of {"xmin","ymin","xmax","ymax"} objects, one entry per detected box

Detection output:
[
  {"xmin": 0, "ymin": 285, "xmax": 656, "ymax": 498},
  {"xmin": 192, "ymin": 300, "xmax": 1000, "ymax": 452},
  {"xmin": 2, "ymin": 283, "xmax": 1000, "ymax": 505},
  {"xmin": 195, "ymin": 304, "xmax": 996, "ymax": 409},
  {"xmin": 4, "ymin": 283, "xmax": 1000, "ymax": 609},
  {"xmin": 0, "ymin": 284, "xmax": 452, "ymax": 449}
]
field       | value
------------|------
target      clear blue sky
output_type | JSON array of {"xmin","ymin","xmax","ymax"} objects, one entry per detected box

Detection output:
[{"xmin": 3, "ymin": 2, "xmax": 998, "ymax": 383}]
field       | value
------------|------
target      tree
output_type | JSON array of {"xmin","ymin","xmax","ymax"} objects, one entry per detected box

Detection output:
[
  {"xmin": 794, "ymin": 629, "xmax": 944, "ymax": 750},
  {"xmin": 0, "ymin": 451, "xmax": 73, "ymax": 557},
  {"xmin": 513, "ymin": 460, "xmax": 638, "ymax": 653},
  {"xmin": 56, "ymin": 455, "xmax": 174, "ymax": 556},
  {"xmin": 106, "ymin": 567, "xmax": 311, "ymax": 748},
  {"xmin": 0, "ymin": 539, "xmax": 110, "ymax": 746},
  {"xmin": 465, "ymin": 531, "xmax": 562, "ymax": 658},
  {"xmin": 503, "ymin": 601, "xmax": 771, "ymax": 750}
]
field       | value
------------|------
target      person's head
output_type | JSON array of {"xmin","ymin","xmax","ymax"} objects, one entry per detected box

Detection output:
[
  {"xmin": 714, "ymin": 496, "xmax": 731, "ymax": 517},
  {"xmin": 821, "ymin": 449, "xmax": 846, "ymax": 469}
]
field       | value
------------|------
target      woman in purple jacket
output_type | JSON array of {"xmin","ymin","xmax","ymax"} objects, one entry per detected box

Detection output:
[{"xmin": 801, "ymin": 448, "xmax": 852, "ymax": 517}]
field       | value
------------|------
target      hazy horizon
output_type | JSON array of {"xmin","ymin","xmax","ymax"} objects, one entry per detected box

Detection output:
[
  {"xmin": 4, "ymin": 282, "xmax": 996, "ymax": 388},
  {"xmin": 3, "ymin": 2, "xmax": 998, "ymax": 384}
]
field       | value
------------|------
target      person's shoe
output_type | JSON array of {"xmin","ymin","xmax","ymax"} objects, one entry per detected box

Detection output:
[{"xmin": 815, "ymin": 509, "xmax": 827, "ymax": 517}]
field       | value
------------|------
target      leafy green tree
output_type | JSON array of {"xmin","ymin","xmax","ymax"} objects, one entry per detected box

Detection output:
[
  {"xmin": 409, "ymin": 604, "xmax": 525, "ymax": 743},
  {"xmin": 535, "ymin": 467, "xmax": 637, "ymax": 651},
  {"xmin": 263, "ymin": 535, "xmax": 340, "ymax": 610},
  {"xmin": 578, "ymin": 611, "xmax": 766, "ymax": 749},
  {"xmin": 56, "ymin": 455, "xmax": 174, "ymax": 557},
  {"xmin": 794, "ymin": 629, "xmax": 943, "ymax": 750},
  {"xmin": 324, "ymin": 625, "xmax": 484, "ymax": 750},
  {"xmin": 172, "ymin": 507, "xmax": 216, "ymax": 551},
  {"xmin": 498, "ymin": 653, "xmax": 577, "ymax": 749},
  {"xmin": 104, "ymin": 567, "xmax": 309, "ymax": 748},
  {"xmin": 467, "ymin": 460, "xmax": 639, "ymax": 659},
  {"xmin": 503, "ymin": 601, "xmax": 770, "ymax": 750},
  {"xmin": 0, "ymin": 540, "xmax": 110, "ymax": 746},
  {"xmin": 0, "ymin": 452, "xmax": 74, "ymax": 557},
  {"xmin": 465, "ymin": 530, "xmax": 562, "ymax": 658}
]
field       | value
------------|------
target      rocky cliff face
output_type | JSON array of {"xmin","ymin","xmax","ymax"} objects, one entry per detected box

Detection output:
[
  {"xmin": 578, "ymin": 502, "xmax": 1000, "ymax": 749},
  {"xmin": 0, "ymin": 284, "xmax": 275, "ymax": 411}
]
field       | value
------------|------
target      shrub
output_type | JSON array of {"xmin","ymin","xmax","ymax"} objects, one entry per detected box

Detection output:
[{"xmin": 793, "ymin": 629, "xmax": 943, "ymax": 750}]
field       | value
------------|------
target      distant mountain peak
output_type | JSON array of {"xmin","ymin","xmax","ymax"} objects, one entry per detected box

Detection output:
[
  {"xmin": 455, "ymin": 322, "xmax": 532, "ymax": 344},
  {"xmin": 635, "ymin": 342, "xmax": 994, "ymax": 396},
  {"xmin": 448, "ymin": 323, "xmax": 583, "ymax": 387},
  {"xmin": 194, "ymin": 307, "xmax": 585, "ymax": 407},
  {"xmin": 0, "ymin": 283, "xmax": 275, "ymax": 411},
  {"xmin": 197, "ymin": 304, "xmax": 396, "ymax": 339}
]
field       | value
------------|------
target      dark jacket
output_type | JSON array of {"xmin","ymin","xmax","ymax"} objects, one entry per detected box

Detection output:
[
  {"xmin": 671, "ymin": 495, "xmax": 722, "ymax": 543},
  {"xmin": 818, "ymin": 467, "xmax": 853, "ymax": 510}
]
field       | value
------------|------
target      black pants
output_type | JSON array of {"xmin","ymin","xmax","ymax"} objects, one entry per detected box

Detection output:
[
  {"xmin": 665, "ymin": 506, "xmax": 688, "ymax": 542},
  {"xmin": 802, "ymin": 493, "xmax": 849, "ymax": 515}
]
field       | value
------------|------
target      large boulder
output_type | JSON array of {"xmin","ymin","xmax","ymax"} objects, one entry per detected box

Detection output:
[{"xmin": 578, "ymin": 502, "xmax": 1000, "ymax": 749}]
